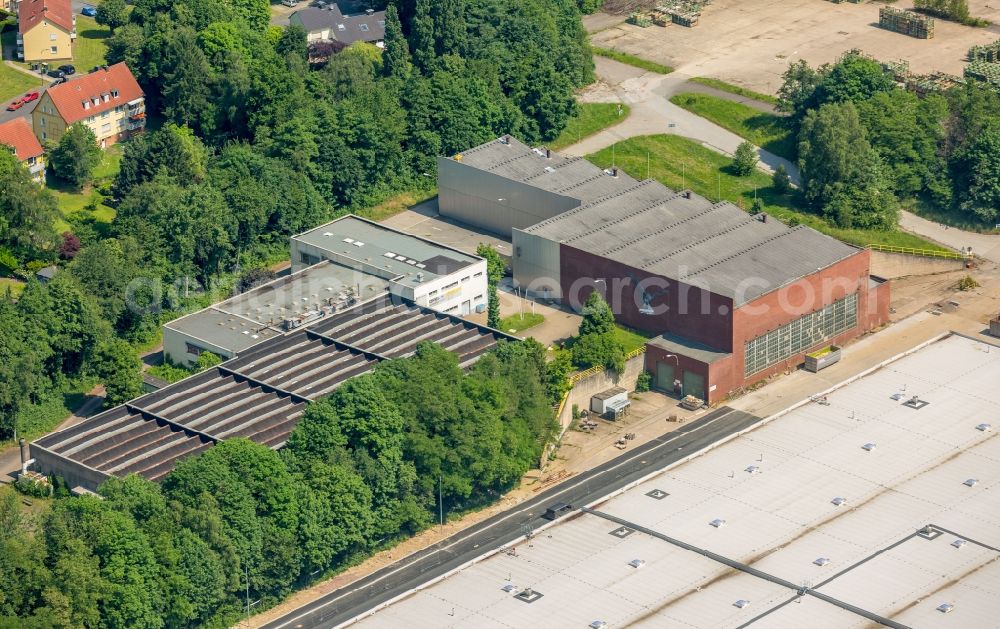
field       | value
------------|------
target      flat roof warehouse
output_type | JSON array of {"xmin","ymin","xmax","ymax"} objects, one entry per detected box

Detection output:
[{"xmin": 351, "ymin": 333, "xmax": 1000, "ymax": 629}]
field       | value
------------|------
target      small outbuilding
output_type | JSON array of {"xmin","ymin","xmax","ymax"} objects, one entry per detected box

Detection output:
[{"xmin": 591, "ymin": 387, "xmax": 629, "ymax": 417}]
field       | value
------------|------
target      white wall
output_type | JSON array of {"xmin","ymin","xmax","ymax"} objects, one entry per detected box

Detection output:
[
  {"xmin": 163, "ymin": 325, "xmax": 236, "ymax": 367},
  {"xmin": 406, "ymin": 259, "xmax": 488, "ymax": 316}
]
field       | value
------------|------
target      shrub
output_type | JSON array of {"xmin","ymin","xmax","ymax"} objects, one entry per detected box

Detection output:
[
  {"xmin": 957, "ymin": 275, "xmax": 980, "ymax": 291},
  {"xmin": 15, "ymin": 474, "xmax": 52, "ymax": 498},
  {"xmin": 732, "ymin": 141, "xmax": 758, "ymax": 176},
  {"xmin": 772, "ymin": 164, "xmax": 791, "ymax": 194},
  {"xmin": 635, "ymin": 370, "xmax": 651, "ymax": 392}
]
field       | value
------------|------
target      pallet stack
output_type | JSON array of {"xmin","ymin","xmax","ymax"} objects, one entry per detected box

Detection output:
[
  {"xmin": 879, "ymin": 6, "xmax": 935, "ymax": 39},
  {"xmin": 627, "ymin": 11, "xmax": 653, "ymax": 26},
  {"xmin": 965, "ymin": 61, "xmax": 1000, "ymax": 88},
  {"xmin": 969, "ymin": 40, "xmax": 1000, "ymax": 62},
  {"xmin": 655, "ymin": 1, "xmax": 711, "ymax": 27}
]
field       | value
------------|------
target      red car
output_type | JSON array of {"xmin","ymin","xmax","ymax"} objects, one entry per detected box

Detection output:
[
  {"xmin": 6, "ymin": 98, "xmax": 24, "ymax": 111},
  {"xmin": 23, "ymin": 91, "xmax": 39, "ymax": 103}
]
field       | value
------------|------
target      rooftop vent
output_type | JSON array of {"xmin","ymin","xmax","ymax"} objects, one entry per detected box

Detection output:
[
  {"xmin": 963, "ymin": 478, "xmax": 978, "ymax": 487},
  {"xmin": 500, "ymin": 135, "xmax": 510, "ymax": 145},
  {"xmin": 501, "ymin": 583, "xmax": 517, "ymax": 593},
  {"xmin": 734, "ymin": 600, "xmax": 751, "ymax": 609},
  {"xmin": 745, "ymin": 465, "xmax": 760, "ymax": 474},
  {"xmin": 514, "ymin": 588, "xmax": 543, "ymax": 604},
  {"xmin": 902, "ymin": 395, "xmax": 929, "ymax": 409},
  {"xmin": 831, "ymin": 497, "xmax": 847, "ymax": 507},
  {"xmin": 683, "ymin": 190, "xmax": 691, "ymax": 199},
  {"xmin": 976, "ymin": 423, "xmax": 992, "ymax": 432},
  {"xmin": 589, "ymin": 622, "xmax": 607, "ymax": 629},
  {"xmin": 343, "ymin": 237, "xmax": 354, "ymax": 243},
  {"xmin": 862, "ymin": 442, "xmax": 876, "ymax": 452},
  {"xmin": 546, "ymin": 148, "xmax": 551, "ymax": 158},
  {"xmin": 645, "ymin": 489, "xmax": 669, "ymax": 500},
  {"xmin": 937, "ymin": 603, "xmax": 954, "ymax": 614},
  {"xmin": 353, "ymin": 241, "xmax": 364, "ymax": 247},
  {"xmin": 709, "ymin": 518, "xmax": 726, "ymax": 528},
  {"xmin": 758, "ymin": 213, "xmax": 768, "ymax": 223},
  {"xmin": 544, "ymin": 166, "xmax": 556, "ymax": 173},
  {"xmin": 383, "ymin": 251, "xmax": 396, "ymax": 258},
  {"xmin": 628, "ymin": 559, "xmax": 645, "ymax": 569},
  {"xmin": 952, "ymin": 539, "xmax": 967, "ymax": 549},
  {"xmin": 814, "ymin": 557, "xmax": 830, "ymax": 566}
]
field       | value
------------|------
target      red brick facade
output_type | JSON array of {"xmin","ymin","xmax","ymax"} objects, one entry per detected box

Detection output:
[{"xmin": 559, "ymin": 244, "xmax": 890, "ymax": 405}]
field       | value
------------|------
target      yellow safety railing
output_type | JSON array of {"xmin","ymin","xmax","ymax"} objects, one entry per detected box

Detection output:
[
  {"xmin": 866, "ymin": 243, "xmax": 967, "ymax": 260},
  {"xmin": 567, "ymin": 347, "xmax": 646, "ymax": 385}
]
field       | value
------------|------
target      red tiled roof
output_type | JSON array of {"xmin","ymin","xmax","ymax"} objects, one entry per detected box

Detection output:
[
  {"xmin": 46, "ymin": 63, "xmax": 144, "ymax": 125},
  {"xmin": 18, "ymin": 0, "xmax": 74, "ymax": 35},
  {"xmin": 0, "ymin": 117, "xmax": 44, "ymax": 161}
]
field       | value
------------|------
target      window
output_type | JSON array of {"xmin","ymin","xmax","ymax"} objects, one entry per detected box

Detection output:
[
  {"xmin": 744, "ymin": 293, "xmax": 858, "ymax": 377},
  {"xmin": 50, "ymin": 33, "xmax": 57, "ymax": 40},
  {"xmin": 112, "ymin": 89, "xmax": 119, "ymax": 98},
  {"xmin": 474, "ymin": 294, "xmax": 483, "ymax": 301},
  {"xmin": 185, "ymin": 342, "xmax": 205, "ymax": 356},
  {"xmin": 50, "ymin": 46, "xmax": 57, "ymax": 54},
  {"xmin": 474, "ymin": 272, "xmax": 483, "ymax": 278},
  {"xmin": 40, "ymin": 117, "xmax": 45, "ymax": 127},
  {"xmin": 101, "ymin": 110, "xmax": 109, "ymax": 119},
  {"xmin": 41, "ymin": 132, "xmax": 46, "ymax": 140},
  {"xmin": 27, "ymin": 156, "xmax": 36, "ymax": 166},
  {"xmin": 461, "ymin": 276, "xmax": 470, "ymax": 283},
  {"xmin": 443, "ymin": 281, "xmax": 459, "ymax": 290},
  {"xmin": 101, "ymin": 123, "xmax": 111, "ymax": 134}
]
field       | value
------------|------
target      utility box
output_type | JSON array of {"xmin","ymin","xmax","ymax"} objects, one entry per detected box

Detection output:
[
  {"xmin": 591, "ymin": 387, "xmax": 628, "ymax": 416},
  {"xmin": 990, "ymin": 314, "xmax": 1000, "ymax": 337}
]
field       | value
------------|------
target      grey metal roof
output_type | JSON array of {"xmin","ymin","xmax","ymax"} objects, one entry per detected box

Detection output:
[
  {"xmin": 647, "ymin": 332, "xmax": 731, "ymax": 365},
  {"xmin": 291, "ymin": 5, "xmax": 386, "ymax": 44},
  {"xmin": 455, "ymin": 136, "xmax": 638, "ymax": 204},
  {"xmin": 164, "ymin": 260, "xmax": 390, "ymax": 354},
  {"xmin": 33, "ymin": 295, "xmax": 514, "ymax": 485},
  {"xmin": 293, "ymin": 215, "xmax": 479, "ymax": 283},
  {"xmin": 525, "ymin": 183, "xmax": 859, "ymax": 306}
]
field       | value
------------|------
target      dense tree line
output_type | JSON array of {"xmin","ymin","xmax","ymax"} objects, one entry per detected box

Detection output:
[
  {"xmin": 779, "ymin": 51, "xmax": 1000, "ymax": 227},
  {"xmin": 0, "ymin": 341, "xmax": 557, "ymax": 627}
]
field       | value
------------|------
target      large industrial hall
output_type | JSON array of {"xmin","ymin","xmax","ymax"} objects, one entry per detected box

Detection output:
[
  {"xmin": 31, "ymin": 294, "xmax": 514, "ymax": 490},
  {"xmin": 349, "ymin": 333, "xmax": 1000, "ymax": 629},
  {"xmin": 439, "ymin": 137, "xmax": 891, "ymax": 404}
]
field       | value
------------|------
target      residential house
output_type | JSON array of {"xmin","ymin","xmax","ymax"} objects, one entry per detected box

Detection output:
[
  {"xmin": 32, "ymin": 62, "xmax": 145, "ymax": 148},
  {"xmin": 17, "ymin": 0, "xmax": 75, "ymax": 62},
  {"xmin": 290, "ymin": 5, "xmax": 386, "ymax": 47},
  {"xmin": 0, "ymin": 117, "xmax": 45, "ymax": 182}
]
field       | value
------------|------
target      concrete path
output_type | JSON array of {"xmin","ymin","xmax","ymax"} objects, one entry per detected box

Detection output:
[
  {"xmin": 899, "ymin": 210, "xmax": 1000, "ymax": 263},
  {"xmin": 563, "ymin": 57, "xmax": 801, "ymax": 185}
]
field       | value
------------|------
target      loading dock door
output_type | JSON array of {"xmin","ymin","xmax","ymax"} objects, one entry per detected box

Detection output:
[
  {"xmin": 656, "ymin": 362, "xmax": 675, "ymax": 392},
  {"xmin": 683, "ymin": 371, "xmax": 706, "ymax": 401},
  {"xmin": 461, "ymin": 300, "xmax": 471, "ymax": 315}
]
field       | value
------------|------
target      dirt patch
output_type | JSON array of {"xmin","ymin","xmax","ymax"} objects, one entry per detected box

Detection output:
[{"xmin": 589, "ymin": 0, "xmax": 1000, "ymax": 94}]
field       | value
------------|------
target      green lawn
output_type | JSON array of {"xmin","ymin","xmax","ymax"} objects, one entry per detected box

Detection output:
[
  {"xmin": 72, "ymin": 16, "xmax": 111, "ymax": 72},
  {"xmin": 0, "ymin": 24, "xmax": 45, "ymax": 103},
  {"xmin": 670, "ymin": 93, "xmax": 796, "ymax": 161},
  {"xmin": 614, "ymin": 325, "xmax": 651, "ymax": 354},
  {"xmin": 550, "ymin": 103, "xmax": 630, "ymax": 151},
  {"xmin": 591, "ymin": 46, "xmax": 673, "ymax": 74},
  {"xmin": 688, "ymin": 77, "xmax": 780, "ymax": 106},
  {"xmin": 586, "ymin": 135, "xmax": 950, "ymax": 252},
  {"xmin": 0, "ymin": 277, "xmax": 25, "ymax": 299},
  {"xmin": 499, "ymin": 312, "xmax": 544, "ymax": 334},
  {"xmin": 49, "ymin": 144, "xmax": 122, "ymax": 232}
]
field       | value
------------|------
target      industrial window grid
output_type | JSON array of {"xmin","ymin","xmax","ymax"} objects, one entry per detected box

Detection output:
[{"xmin": 744, "ymin": 292, "xmax": 858, "ymax": 377}]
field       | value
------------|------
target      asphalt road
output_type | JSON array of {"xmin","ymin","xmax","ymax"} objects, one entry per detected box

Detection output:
[{"xmin": 262, "ymin": 406, "xmax": 762, "ymax": 629}]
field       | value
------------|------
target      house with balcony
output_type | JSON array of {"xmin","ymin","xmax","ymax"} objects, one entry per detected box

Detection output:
[
  {"xmin": 0, "ymin": 117, "xmax": 46, "ymax": 182},
  {"xmin": 16, "ymin": 0, "xmax": 75, "ymax": 62},
  {"xmin": 32, "ymin": 63, "xmax": 145, "ymax": 148}
]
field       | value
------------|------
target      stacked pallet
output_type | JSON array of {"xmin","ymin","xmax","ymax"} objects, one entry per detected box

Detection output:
[
  {"xmin": 969, "ymin": 40, "xmax": 1000, "ymax": 62},
  {"xmin": 879, "ymin": 6, "xmax": 934, "ymax": 39},
  {"xmin": 965, "ymin": 61, "xmax": 1000, "ymax": 88},
  {"xmin": 627, "ymin": 11, "xmax": 654, "ymax": 26},
  {"xmin": 656, "ymin": 0, "xmax": 710, "ymax": 27},
  {"xmin": 907, "ymin": 71, "xmax": 961, "ymax": 95}
]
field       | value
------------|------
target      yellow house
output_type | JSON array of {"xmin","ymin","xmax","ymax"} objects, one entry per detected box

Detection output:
[
  {"xmin": 17, "ymin": 0, "xmax": 75, "ymax": 63},
  {"xmin": 0, "ymin": 117, "xmax": 46, "ymax": 182},
  {"xmin": 32, "ymin": 63, "xmax": 146, "ymax": 148}
]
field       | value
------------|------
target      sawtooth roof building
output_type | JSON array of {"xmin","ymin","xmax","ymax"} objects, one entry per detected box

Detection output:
[
  {"xmin": 438, "ymin": 137, "xmax": 891, "ymax": 404},
  {"xmin": 32, "ymin": 294, "xmax": 514, "ymax": 491}
]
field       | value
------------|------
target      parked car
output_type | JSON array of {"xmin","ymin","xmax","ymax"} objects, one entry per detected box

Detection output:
[
  {"xmin": 281, "ymin": 0, "xmax": 298, "ymax": 6},
  {"xmin": 50, "ymin": 76, "xmax": 67, "ymax": 86},
  {"xmin": 6, "ymin": 98, "xmax": 24, "ymax": 111},
  {"xmin": 81, "ymin": 5, "xmax": 96, "ymax": 16},
  {"xmin": 48, "ymin": 69, "xmax": 65, "ymax": 79},
  {"xmin": 58, "ymin": 65, "xmax": 76, "ymax": 76},
  {"xmin": 23, "ymin": 91, "xmax": 40, "ymax": 103}
]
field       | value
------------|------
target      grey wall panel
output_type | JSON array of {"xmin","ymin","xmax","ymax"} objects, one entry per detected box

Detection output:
[
  {"xmin": 437, "ymin": 158, "xmax": 579, "ymax": 237},
  {"xmin": 32, "ymin": 445, "xmax": 111, "ymax": 492},
  {"xmin": 512, "ymin": 228, "xmax": 562, "ymax": 299}
]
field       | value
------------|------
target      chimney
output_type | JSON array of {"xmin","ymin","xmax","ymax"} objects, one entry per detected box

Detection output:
[
  {"xmin": 611, "ymin": 167, "xmax": 618, "ymax": 177},
  {"xmin": 545, "ymin": 148, "xmax": 551, "ymax": 159},
  {"xmin": 759, "ymin": 213, "xmax": 768, "ymax": 223},
  {"xmin": 683, "ymin": 190, "xmax": 691, "ymax": 199},
  {"xmin": 366, "ymin": 8, "xmax": 374, "ymax": 15}
]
